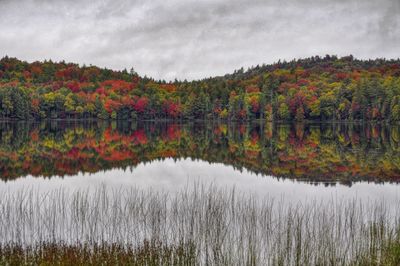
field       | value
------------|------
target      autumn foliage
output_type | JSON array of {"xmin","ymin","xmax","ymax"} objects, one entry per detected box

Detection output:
[{"xmin": 0, "ymin": 55, "xmax": 400, "ymax": 121}]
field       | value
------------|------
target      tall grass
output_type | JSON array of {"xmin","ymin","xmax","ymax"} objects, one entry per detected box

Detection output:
[{"xmin": 0, "ymin": 184, "xmax": 399, "ymax": 265}]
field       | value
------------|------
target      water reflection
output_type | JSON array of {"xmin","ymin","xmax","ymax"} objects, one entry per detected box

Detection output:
[
  {"xmin": 2, "ymin": 158, "xmax": 399, "ymax": 205},
  {"xmin": 1, "ymin": 121, "xmax": 399, "ymax": 265},
  {"xmin": 0, "ymin": 121, "xmax": 399, "ymax": 184}
]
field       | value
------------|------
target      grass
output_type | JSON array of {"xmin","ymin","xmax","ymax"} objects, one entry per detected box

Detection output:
[
  {"xmin": 0, "ymin": 184, "xmax": 399, "ymax": 265},
  {"xmin": 0, "ymin": 241, "xmax": 196, "ymax": 266}
]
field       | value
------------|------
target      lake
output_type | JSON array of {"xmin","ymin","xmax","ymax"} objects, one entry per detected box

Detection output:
[
  {"xmin": 1, "ymin": 121, "xmax": 400, "ymax": 265},
  {"xmin": 1, "ymin": 120, "xmax": 400, "ymax": 186}
]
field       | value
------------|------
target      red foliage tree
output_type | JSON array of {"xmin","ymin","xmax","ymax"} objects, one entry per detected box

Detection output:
[
  {"xmin": 66, "ymin": 81, "xmax": 81, "ymax": 93},
  {"xmin": 133, "ymin": 97, "xmax": 149, "ymax": 113},
  {"xmin": 163, "ymin": 100, "xmax": 181, "ymax": 118}
]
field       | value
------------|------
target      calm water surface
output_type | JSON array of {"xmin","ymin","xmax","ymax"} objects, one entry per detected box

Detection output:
[
  {"xmin": 2, "ymin": 121, "xmax": 400, "ymax": 264},
  {"xmin": 0, "ymin": 121, "xmax": 399, "ymax": 203}
]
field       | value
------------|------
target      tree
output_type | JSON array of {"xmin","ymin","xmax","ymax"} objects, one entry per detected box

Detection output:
[
  {"xmin": 265, "ymin": 104, "xmax": 273, "ymax": 121},
  {"xmin": 0, "ymin": 90, "xmax": 13, "ymax": 118},
  {"xmin": 295, "ymin": 106, "xmax": 305, "ymax": 121},
  {"xmin": 187, "ymin": 91, "xmax": 210, "ymax": 119},
  {"xmin": 278, "ymin": 103, "xmax": 290, "ymax": 120},
  {"xmin": 12, "ymin": 87, "xmax": 31, "ymax": 119},
  {"xmin": 133, "ymin": 97, "xmax": 148, "ymax": 114},
  {"xmin": 391, "ymin": 96, "xmax": 400, "ymax": 121},
  {"xmin": 64, "ymin": 94, "xmax": 76, "ymax": 117},
  {"xmin": 320, "ymin": 94, "xmax": 336, "ymax": 120},
  {"xmin": 392, "ymin": 105, "xmax": 400, "ymax": 121},
  {"xmin": 309, "ymin": 99, "xmax": 320, "ymax": 118},
  {"xmin": 76, "ymin": 106, "xmax": 84, "ymax": 118},
  {"xmin": 95, "ymin": 96, "xmax": 108, "ymax": 119}
]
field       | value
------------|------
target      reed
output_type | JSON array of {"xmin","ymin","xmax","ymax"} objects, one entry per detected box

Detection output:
[{"xmin": 0, "ymin": 184, "xmax": 399, "ymax": 265}]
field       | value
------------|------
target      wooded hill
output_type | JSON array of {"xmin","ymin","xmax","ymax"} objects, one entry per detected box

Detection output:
[{"xmin": 0, "ymin": 55, "xmax": 399, "ymax": 121}]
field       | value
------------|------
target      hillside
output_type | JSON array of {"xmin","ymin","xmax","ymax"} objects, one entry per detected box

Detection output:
[{"xmin": 0, "ymin": 55, "xmax": 399, "ymax": 121}]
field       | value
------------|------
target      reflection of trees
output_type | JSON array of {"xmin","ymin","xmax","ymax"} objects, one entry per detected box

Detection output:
[{"xmin": 0, "ymin": 121, "xmax": 399, "ymax": 184}]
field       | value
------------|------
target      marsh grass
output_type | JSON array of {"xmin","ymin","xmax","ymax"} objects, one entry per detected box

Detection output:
[
  {"xmin": 0, "ymin": 184, "xmax": 399, "ymax": 265},
  {"xmin": 0, "ymin": 241, "xmax": 196, "ymax": 266}
]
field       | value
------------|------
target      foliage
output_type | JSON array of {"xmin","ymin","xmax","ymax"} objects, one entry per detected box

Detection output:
[{"xmin": 1, "ymin": 55, "xmax": 400, "ymax": 121}]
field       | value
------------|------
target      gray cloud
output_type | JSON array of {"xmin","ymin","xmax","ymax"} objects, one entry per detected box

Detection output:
[{"xmin": 0, "ymin": 0, "xmax": 399, "ymax": 80}]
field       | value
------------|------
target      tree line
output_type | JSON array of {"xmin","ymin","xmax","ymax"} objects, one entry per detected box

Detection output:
[{"xmin": 0, "ymin": 55, "xmax": 399, "ymax": 121}]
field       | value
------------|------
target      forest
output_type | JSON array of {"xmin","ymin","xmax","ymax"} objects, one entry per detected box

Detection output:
[{"xmin": 0, "ymin": 55, "xmax": 400, "ymax": 121}]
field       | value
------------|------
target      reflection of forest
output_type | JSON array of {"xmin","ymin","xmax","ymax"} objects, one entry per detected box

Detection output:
[{"xmin": 0, "ymin": 121, "xmax": 399, "ymax": 184}]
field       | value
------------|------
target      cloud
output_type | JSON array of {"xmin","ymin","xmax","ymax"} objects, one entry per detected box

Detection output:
[{"xmin": 0, "ymin": 0, "xmax": 398, "ymax": 80}]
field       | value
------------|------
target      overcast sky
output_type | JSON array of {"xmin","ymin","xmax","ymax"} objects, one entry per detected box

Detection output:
[{"xmin": 0, "ymin": 0, "xmax": 399, "ymax": 80}]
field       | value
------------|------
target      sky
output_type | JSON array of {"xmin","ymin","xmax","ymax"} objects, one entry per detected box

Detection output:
[{"xmin": 0, "ymin": 0, "xmax": 399, "ymax": 80}]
